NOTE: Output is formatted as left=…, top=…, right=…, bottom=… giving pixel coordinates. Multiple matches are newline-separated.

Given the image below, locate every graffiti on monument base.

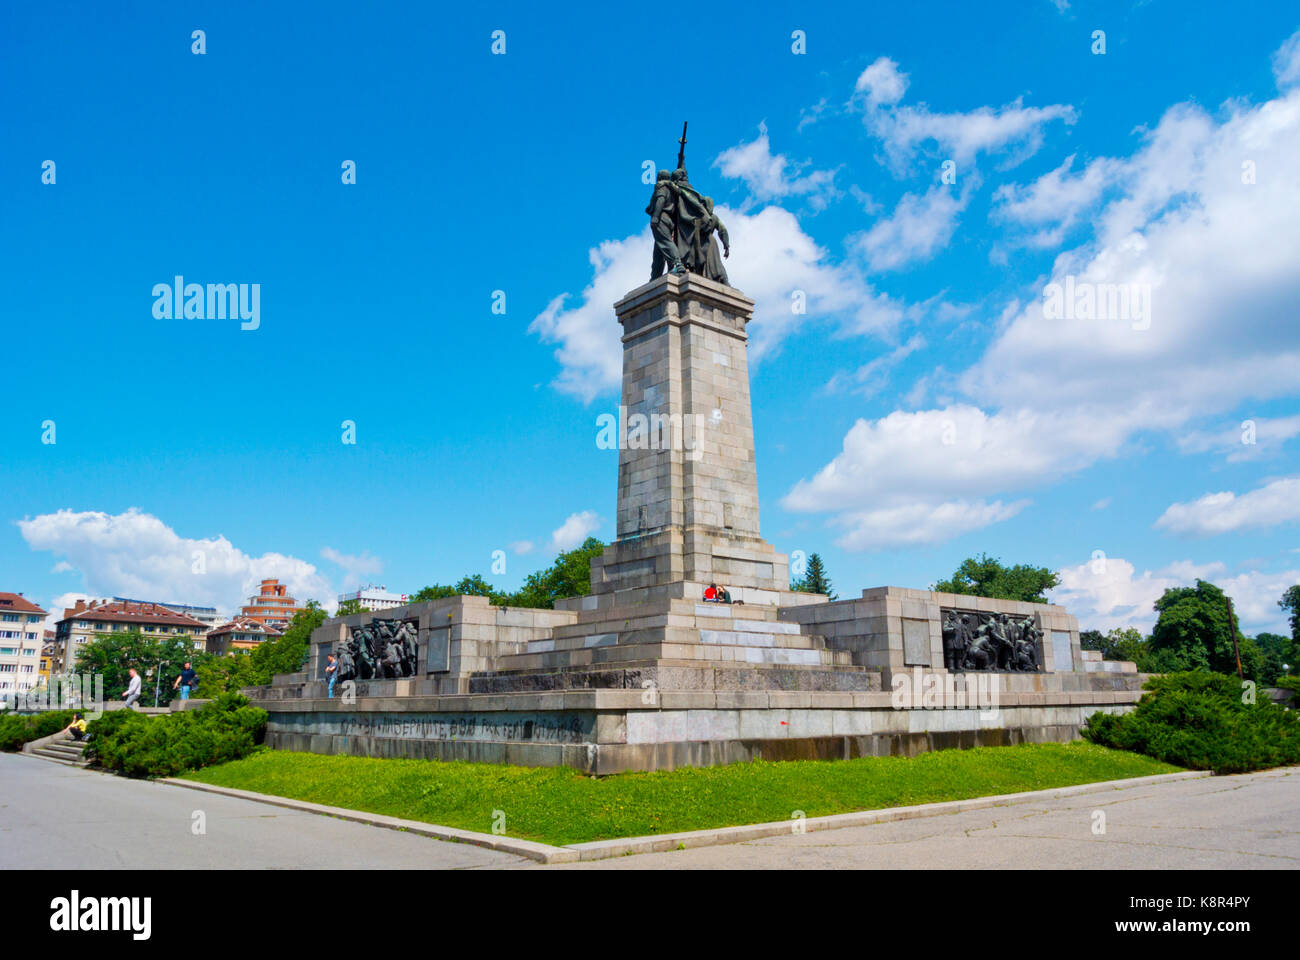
left=278, top=711, right=592, bottom=744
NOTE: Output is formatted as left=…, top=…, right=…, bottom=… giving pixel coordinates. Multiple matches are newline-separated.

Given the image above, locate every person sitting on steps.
left=62, top=713, right=88, bottom=741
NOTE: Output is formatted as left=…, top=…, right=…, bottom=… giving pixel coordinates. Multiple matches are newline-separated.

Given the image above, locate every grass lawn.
left=180, top=741, right=1181, bottom=846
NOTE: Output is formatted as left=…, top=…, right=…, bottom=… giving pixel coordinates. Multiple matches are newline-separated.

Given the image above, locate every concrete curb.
left=158, top=768, right=1210, bottom=865
left=564, top=769, right=1211, bottom=860
left=158, top=777, right=575, bottom=863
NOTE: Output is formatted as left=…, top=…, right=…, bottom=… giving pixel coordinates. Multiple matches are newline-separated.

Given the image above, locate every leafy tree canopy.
left=1147, top=580, right=1271, bottom=680
left=1280, top=585, right=1300, bottom=642
left=75, top=631, right=201, bottom=705
left=933, top=554, right=1060, bottom=604
left=408, top=538, right=607, bottom=611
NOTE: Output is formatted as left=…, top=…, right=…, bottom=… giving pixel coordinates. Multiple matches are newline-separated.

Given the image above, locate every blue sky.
left=2, top=0, right=1298, bottom=635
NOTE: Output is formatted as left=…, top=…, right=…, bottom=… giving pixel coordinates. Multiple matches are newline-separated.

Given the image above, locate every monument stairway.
left=486, top=596, right=861, bottom=676
left=26, top=734, right=90, bottom=768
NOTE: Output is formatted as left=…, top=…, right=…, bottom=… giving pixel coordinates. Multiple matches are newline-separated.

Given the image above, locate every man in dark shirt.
left=173, top=662, right=199, bottom=701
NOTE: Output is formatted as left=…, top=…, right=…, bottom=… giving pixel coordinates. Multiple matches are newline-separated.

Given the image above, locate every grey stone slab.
left=902, top=618, right=931, bottom=667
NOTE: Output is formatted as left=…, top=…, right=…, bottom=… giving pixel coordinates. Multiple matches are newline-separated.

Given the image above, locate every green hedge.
left=0, top=710, right=77, bottom=752
left=86, top=693, right=267, bottom=779
left=1083, top=671, right=1300, bottom=774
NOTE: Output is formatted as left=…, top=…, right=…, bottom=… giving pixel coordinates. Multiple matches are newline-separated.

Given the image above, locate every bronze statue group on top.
left=646, top=122, right=731, bottom=284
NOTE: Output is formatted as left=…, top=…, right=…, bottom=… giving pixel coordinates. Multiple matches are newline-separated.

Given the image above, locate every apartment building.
left=55, top=599, right=207, bottom=672
left=0, top=593, right=45, bottom=696
left=205, top=617, right=282, bottom=656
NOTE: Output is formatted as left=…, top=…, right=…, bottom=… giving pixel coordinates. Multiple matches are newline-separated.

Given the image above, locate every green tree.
left=408, top=584, right=458, bottom=603
left=1082, top=626, right=1148, bottom=663
left=335, top=598, right=370, bottom=617
left=406, top=540, right=606, bottom=611
left=75, top=630, right=198, bottom=706
left=502, top=538, right=606, bottom=609
left=792, top=553, right=837, bottom=600
left=1280, top=585, right=1300, bottom=642
left=247, top=601, right=327, bottom=683
left=408, top=575, right=506, bottom=605
left=1254, top=632, right=1296, bottom=686
left=194, top=651, right=260, bottom=696
left=932, top=554, right=1060, bottom=604
left=1149, top=580, right=1256, bottom=678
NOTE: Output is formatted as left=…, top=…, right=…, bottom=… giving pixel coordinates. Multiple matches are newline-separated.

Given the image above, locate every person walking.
left=173, top=662, right=198, bottom=701
left=122, top=667, right=142, bottom=710
left=325, top=653, right=337, bottom=699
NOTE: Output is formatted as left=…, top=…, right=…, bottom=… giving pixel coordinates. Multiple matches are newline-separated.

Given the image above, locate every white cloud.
left=991, top=153, right=1120, bottom=248
left=548, top=511, right=601, bottom=553
left=1154, top=477, right=1300, bottom=537
left=530, top=208, right=906, bottom=401
left=963, top=74, right=1300, bottom=424
left=509, top=540, right=535, bottom=556
left=1175, top=415, right=1300, bottom=462
left=784, top=404, right=1133, bottom=515
left=714, top=125, right=839, bottom=209
left=852, top=183, right=969, bottom=271
left=1051, top=556, right=1297, bottom=635
left=832, top=498, right=1030, bottom=551
left=17, top=508, right=334, bottom=615
left=826, top=333, right=926, bottom=397
left=851, top=57, right=1076, bottom=174
left=854, top=57, right=909, bottom=108
left=320, top=547, right=383, bottom=591
left=800, top=67, right=1300, bottom=546
left=1273, top=27, right=1300, bottom=89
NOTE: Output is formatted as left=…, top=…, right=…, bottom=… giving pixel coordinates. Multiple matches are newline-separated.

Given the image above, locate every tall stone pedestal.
left=591, top=273, right=789, bottom=601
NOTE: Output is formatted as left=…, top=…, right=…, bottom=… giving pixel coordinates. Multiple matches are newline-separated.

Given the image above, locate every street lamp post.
left=152, top=659, right=168, bottom=708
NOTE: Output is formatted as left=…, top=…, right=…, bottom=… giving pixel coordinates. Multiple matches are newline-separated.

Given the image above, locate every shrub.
left=0, top=711, right=77, bottom=751
left=86, top=693, right=268, bottom=778
left=1083, top=670, right=1300, bottom=774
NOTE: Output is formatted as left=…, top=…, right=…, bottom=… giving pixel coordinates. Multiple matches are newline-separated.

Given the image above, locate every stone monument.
left=245, top=126, right=1147, bottom=774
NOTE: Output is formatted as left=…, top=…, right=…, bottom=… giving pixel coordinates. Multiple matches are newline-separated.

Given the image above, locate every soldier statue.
left=645, top=123, right=733, bottom=285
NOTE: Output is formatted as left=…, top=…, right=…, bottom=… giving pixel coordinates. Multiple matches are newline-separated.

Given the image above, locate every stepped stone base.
left=256, top=681, right=1142, bottom=775
left=244, top=585, right=1147, bottom=773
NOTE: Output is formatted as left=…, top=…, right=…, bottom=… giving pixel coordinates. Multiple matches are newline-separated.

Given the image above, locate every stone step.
left=495, top=640, right=854, bottom=671
left=532, top=624, right=827, bottom=655
left=29, top=748, right=89, bottom=767
left=563, top=597, right=786, bottom=630
left=467, top=655, right=873, bottom=692
left=45, top=743, right=86, bottom=758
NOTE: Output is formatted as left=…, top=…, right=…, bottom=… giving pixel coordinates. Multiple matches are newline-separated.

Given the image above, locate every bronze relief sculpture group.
left=942, top=611, right=1044, bottom=673
left=335, top=617, right=419, bottom=681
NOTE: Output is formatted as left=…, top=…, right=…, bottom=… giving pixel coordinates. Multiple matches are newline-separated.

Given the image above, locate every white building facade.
left=0, top=593, right=46, bottom=697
